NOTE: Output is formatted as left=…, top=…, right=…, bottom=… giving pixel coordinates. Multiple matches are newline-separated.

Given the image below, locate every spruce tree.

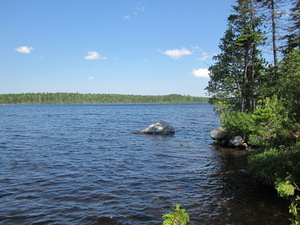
left=206, top=0, right=267, bottom=113
left=284, top=0, right=300, bottom=53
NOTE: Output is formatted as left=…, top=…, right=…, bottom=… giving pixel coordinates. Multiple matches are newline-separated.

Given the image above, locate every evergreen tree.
left=206, top=1, right=300, bottom=223
left=257, top=0, right=280, bottom=67
left=277, top=0, right=300, bottom=118
left=278, top=49, right=300, bottom=121
left=206, top=0, right=267, bottom=113
left=284, top=0, right=300, bottom=53
left=256, top=0, right=290, bottom=78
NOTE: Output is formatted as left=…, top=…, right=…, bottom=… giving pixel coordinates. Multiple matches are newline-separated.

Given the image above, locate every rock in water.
left=229, top=136, right=244, bottom=147
left=136, top=120, right=175, bottom=135
left=210, top=127, right=226, bottom=140
left=229, top=136, right=248, bottom=149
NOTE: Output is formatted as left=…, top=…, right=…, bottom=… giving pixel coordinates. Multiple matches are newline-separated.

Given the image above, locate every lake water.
left=0, top=104, right=289, bottom=224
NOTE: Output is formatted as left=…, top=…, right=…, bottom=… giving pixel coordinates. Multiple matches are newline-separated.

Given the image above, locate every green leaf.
left=162, top=204, right=190, bottom=225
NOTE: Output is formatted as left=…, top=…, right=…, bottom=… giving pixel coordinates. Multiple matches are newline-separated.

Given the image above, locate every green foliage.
left=278, top=49, right=300, bottom=122
left=275, top=176, right=300, bottom=225
left=248, top=146, right=300, bottom=185
left=0, top=93, right=208, bottom=105
left=206, top=1, right=300, bottom=224
left=283, top=0, right=300, bottom=54
left=219, top=95, right=293, bottom=147
left=289, top=199, right=300, bottom=225
left=162, top=204, right=190, bottom=225
left=249, top=95, right=290, bottom=147
left=206, top=0, right=267, bottom=113
left=275, top=177, right=295, bottom=198
left=211, top=99, right=239, bottom=116
left=220, top=111, right=255, bottom=139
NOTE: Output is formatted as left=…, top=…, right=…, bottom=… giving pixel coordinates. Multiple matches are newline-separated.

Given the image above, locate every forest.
left=0, top=93, right=208, bottom=104
left=205, top=0, right=300, bottom=223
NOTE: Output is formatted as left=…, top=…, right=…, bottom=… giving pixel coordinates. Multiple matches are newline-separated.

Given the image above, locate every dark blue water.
left=0, top=104, right=289, bottom=224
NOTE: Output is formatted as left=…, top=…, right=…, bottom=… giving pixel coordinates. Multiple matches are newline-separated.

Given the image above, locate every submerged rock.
left=136, top=120, right=175, bottom=135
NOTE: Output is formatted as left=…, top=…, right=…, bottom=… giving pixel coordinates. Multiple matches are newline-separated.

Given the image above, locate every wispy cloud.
left=191, top=45, right=200, bottom=51
left=122, top=3, right=145, bottom=20
left=190, top=46, right=212, bottom=61
left=123, top=15, right=130, bottom=20
left=192, top=68, right=210, bottom=78
left=163, top=48, right=192, bottom=59
left=135, top=5, right=145, bottom=15
left=15, top=46, right=33, bottom=54
left=198, top=51, right=209, bottom=61
left=88, top=76, right=94, bottom=80
left=84, top=51, right=107, bottom=60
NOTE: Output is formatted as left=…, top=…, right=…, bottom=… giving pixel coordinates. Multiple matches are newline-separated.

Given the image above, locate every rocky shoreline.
left=210, top=126, right=249, bottom=150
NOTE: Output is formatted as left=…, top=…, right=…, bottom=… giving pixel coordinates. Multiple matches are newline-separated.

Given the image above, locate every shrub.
left=249, top=96, right=290, bottom=147
left=220, top=111, right=256, bottom=139
left=275, top=176, right=300, bottom=225
left=162, top=204, right=190, bottom=225
left=248, top=146, right=300, bottom=184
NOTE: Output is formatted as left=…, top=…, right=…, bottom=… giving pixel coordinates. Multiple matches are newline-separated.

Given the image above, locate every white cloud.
left=163, top=48, right=192, bottom=59
left=15, top=46, right=33, bottom=54
left=122, top=4, right=145, bottom=20
left=135, top=5, right=145, bottom=15
left=84, top=51, right=107, bottom=60
left=88, top=76, right=94, bottom=80
left=192, top=68, right=210, bottom=78
left=198, top=52, right=209, bottom=61
left=191, top=45, right=199, bottom=50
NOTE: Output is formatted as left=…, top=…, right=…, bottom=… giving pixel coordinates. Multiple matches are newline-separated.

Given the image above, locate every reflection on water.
left=207, top=147, right=290, bottom=225
left=0, top=104, right=290, bottom=225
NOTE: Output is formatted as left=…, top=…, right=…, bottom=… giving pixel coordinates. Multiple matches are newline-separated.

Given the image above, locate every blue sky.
left=0, top=0, right=235, bottom=97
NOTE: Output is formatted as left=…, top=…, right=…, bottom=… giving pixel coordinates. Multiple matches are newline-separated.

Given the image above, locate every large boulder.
left=136, top=120, right=175, bottom=135
left=210, top=127, right=226, bottom=140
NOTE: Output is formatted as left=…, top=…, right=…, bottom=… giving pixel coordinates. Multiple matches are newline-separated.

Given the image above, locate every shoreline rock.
left=229, top=135, right=248, bottom=149
left=210, top=127, right=226, bottom=140
left=210, top=127, right=248, bottom=150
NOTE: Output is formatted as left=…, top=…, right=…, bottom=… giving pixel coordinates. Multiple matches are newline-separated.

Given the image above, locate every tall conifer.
left=206, top=0, right=266, bottom=113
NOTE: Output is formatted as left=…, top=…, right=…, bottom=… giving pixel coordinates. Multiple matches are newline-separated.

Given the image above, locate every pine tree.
left=284, top=0, right=300, bottom=53
left=206, top=0, right=267, bottom=113
left=277, top=0, right=300, bottom=119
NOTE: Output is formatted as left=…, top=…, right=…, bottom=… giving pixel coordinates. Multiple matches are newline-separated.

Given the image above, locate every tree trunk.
left=271, top=0, right=278, bottom=78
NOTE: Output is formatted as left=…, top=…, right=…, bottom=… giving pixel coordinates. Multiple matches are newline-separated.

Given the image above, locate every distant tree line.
left=0, top=93, right=208, bottom=104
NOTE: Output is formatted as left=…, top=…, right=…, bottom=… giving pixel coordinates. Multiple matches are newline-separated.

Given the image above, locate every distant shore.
left=0, top=93, right=208, bottom=105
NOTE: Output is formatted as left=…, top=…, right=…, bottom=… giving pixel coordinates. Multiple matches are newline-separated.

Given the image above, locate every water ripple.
left=0, top=104, right=290, bottom=225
